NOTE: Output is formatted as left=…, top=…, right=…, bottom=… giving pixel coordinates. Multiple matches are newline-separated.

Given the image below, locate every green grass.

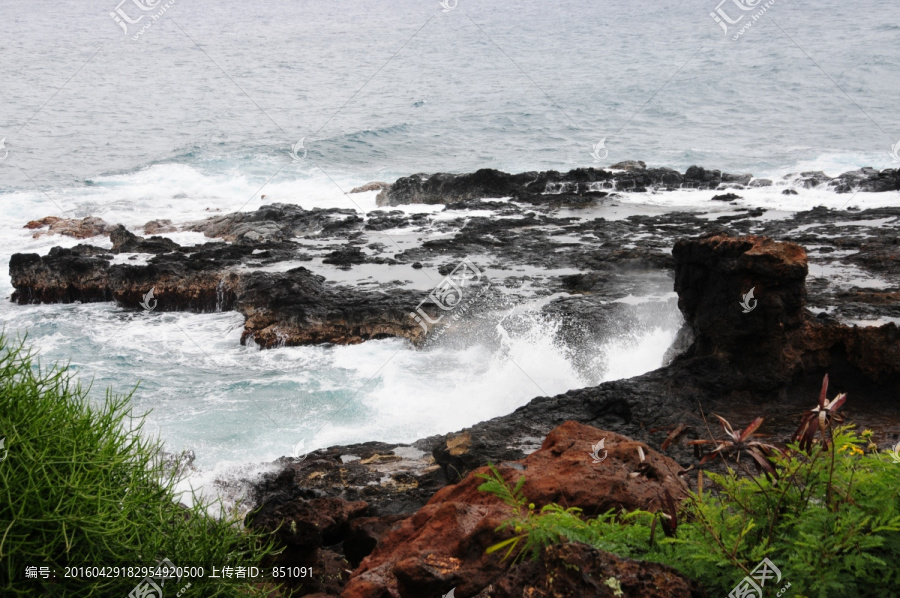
left=0, top=336, right=280, bottom=597
left=479, top=427, right=900, bottom=597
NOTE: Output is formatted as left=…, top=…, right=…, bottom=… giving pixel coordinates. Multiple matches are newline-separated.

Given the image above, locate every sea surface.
left=1, top=0, right=898, bottom=495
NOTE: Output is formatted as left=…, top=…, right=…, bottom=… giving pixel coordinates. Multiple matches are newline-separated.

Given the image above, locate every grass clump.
left=480, top=417, right=900, bottom=596
left=0, top=336, right=279, bottom=597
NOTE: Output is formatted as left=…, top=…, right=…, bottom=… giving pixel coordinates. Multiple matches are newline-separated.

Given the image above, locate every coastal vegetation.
left=479, top=380, right=900, bottom=597
left=0, top=336, right=279, bottom=597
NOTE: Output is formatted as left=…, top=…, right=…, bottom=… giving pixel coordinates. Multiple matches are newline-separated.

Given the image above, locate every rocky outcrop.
left=9, top=246, right=113, bottom=304
left=376, top=165, right=900, bottom=207
left=672, top=233, right=809, bottom=386
left=143, top=219, right=177, bottom=235
left=185, top=204, right=364, bottom=243
left=9, top=224, right=425, bottom=347
left=236, top=269, right=424, bottom=347
left=221, top=221, right=900, bottom=595
left=831, top=167, right=900, bottom=193
left=23, top=216, right=111, bottom=239
left=673, top=232, right=900, bottom=389
left=342, top=421, right=689, bottom=598
left=110, top=225, right=181, bottom=254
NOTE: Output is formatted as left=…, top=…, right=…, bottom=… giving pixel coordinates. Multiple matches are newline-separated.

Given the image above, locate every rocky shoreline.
left=7, top=163, right=900, bottom=596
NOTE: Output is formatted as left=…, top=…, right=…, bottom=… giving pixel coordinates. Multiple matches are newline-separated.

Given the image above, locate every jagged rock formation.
left=673, top=233, right=900, bottom=389
left=10, top=224, right=425, bottom=348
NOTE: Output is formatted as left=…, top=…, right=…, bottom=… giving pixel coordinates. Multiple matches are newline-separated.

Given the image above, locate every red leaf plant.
left=791, top=374, right=847, bottom=452
left=689, top=415, right=780, bottom=475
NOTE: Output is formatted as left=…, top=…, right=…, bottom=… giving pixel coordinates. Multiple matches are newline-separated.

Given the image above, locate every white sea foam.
left=0, top=161, right=895, bottom=505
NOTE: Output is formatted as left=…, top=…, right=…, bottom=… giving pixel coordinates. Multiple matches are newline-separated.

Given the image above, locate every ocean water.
left=1, top=0, right=899, bottom=489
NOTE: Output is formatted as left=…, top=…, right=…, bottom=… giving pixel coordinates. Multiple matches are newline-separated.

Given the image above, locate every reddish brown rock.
left=430, top=421, right=688, bottom=516
left=343, top=421, right=688, bottom=598
left=480, top=542, right=704, bottom=598
left=345, top=515, right=408, bottom=568
left=24, top=216, right=111, bottom=239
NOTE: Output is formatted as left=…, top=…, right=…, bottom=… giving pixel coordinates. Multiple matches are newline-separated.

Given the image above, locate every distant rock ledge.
left=375, top=164, right=900, bottom=206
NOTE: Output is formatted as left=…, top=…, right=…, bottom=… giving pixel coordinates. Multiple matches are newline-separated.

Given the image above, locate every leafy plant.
left=479, top=380, right=900, bottom=597
left=0, top=336, right=281, bottom=597
left=476, top=465, right=668, bottom=565
left=792, top=374, right=847, bottom=451
left=689, top=415, right=780, bottom=475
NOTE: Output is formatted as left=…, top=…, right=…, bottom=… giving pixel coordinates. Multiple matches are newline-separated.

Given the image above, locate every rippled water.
left=1, top=0, right=898, bottom=482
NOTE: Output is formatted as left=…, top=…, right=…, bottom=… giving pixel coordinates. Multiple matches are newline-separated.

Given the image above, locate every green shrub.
left=0, top=336, right=280, bottom=597
left=479, top=427, right=900, bottom=597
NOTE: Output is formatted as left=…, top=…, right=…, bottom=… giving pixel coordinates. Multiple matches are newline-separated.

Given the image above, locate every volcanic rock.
left=9, top=246, right=112, bottom=304
left=673, top=233, right=809, bottom=386
left=143, top=219, right=177, bottom=235
left=375, top=165, right=760, bottom=207
left=344, top=421, right=688, bottom=597
left=673, top=232, right=900, bottom=390
left=235, top=268, right=425, bottom=347
left=24, top=216, right=111, bottom=239
left=186, top=203, right=363, bottom=243
left=711, top=192, right=742, bottom=201
left=322, top=246, right=367, bottom=268
left=831, top=167, right=900, bottom=193
left=247, top=495, right=369, bottom=548
left=788, top=171, right=832, bottom=188
left=376, top=169, right=537, bottom=207
left=345, top=515, right=408, bottom=568
left=609, top=160, right=647, bottom=171
left=110, top=225, right=181, bottom=254
left=481, top=542, right=704, bottom=598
